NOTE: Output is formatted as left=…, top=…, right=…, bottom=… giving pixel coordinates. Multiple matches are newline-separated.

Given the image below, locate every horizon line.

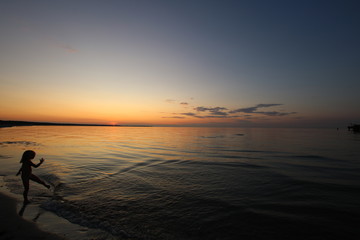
left=0, top=120, right=355, bottom=129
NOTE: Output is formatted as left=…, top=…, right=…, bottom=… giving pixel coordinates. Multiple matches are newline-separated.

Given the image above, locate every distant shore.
left=0, top=120, right=151, bottom=128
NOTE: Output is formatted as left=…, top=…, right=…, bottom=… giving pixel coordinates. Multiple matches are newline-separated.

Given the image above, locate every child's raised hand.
left=40, top=158, right=45, bottom=163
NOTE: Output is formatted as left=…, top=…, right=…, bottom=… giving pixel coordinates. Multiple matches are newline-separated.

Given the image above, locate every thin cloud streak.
left=162, top=116, right=186, bottom=119
left=229, top=104, right=283, bottom=114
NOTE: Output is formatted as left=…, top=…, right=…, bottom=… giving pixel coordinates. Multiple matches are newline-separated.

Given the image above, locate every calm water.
left=1, top=126, right=360, bottom=239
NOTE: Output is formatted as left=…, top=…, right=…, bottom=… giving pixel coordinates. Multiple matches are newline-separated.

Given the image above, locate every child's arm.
left=33, top=158, right=45, bottom=168
left=16, top=167, right=22, bottom=176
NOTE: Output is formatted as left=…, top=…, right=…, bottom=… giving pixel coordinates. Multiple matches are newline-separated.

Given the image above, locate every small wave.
left=182, top=160, right=267, bottom=169
left=158, top=159, right=185, bottom=165
left=40, top=173, right=62, bottom=186
left=0, top=141, right=40, bottom=146
left=221, top=149, right=286, bottom=154
left=200, top=135, right=225, bottom=139
left=104, top=158, right=163, bottom=177
left=38, top=173, right=67, bottom=197
left=293, top=155, right=329, bottom=160
left=276, top=154, right=344, bottom=163
left=41, top=199, right=130, bottom=238
left=206, top=154, right=261, bottom=160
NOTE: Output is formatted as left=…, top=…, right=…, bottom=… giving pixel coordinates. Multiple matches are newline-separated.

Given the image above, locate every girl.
left=16, top=150, right=50, bottom=204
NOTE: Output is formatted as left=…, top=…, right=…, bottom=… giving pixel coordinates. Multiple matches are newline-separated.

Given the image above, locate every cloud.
left=195, top=107, right=227, bottom=112
left=257, top=111, right=297, bottom=116
left=165, top=98, right=194, bottom=107
left=211, top=111, right=228, bottom=116
left=229, top=107, right=257, bottom=114
left=194, top=106, right=228, bottom=116
left=229, top=104, right=282, bottom=114
left=176, top=112, right=239, bottom=119
left=162, top=116, right=186, bottom=119
left=180, top=112, right=197, bottom=117
left=229, top=104, right=297, bottom=117
left=256, top=104, right=283, bottom=108
left=201, top=115, right=240, bottom=119
left=194, top=107, right=208, bottom=112
left=163, top=102, right=296, bottom=121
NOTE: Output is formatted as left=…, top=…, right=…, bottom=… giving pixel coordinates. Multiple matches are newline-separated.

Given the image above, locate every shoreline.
left=0, top=176, right=119, bottom=240
left=0, top=185, right=65, bottom=240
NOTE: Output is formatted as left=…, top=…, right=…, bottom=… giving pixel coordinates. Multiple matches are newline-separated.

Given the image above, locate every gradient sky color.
left=1, top=0, right=359, bottom=127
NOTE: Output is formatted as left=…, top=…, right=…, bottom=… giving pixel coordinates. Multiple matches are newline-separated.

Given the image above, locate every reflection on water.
left=1, top=126, right=360, bottom=239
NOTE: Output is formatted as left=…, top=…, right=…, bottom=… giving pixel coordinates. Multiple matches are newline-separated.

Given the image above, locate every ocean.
left=1, top=126, right=359, bottom=240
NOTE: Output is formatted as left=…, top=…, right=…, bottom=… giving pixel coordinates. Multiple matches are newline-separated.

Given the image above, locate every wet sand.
left=0, top=192, right=65, bottom=240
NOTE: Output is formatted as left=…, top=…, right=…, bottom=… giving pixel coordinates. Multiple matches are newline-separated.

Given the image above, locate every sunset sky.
left=1, top=0, right=359, bottom=127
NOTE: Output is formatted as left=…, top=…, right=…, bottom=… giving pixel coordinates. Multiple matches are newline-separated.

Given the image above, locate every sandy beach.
left=0, top=192, right=65, bottom=240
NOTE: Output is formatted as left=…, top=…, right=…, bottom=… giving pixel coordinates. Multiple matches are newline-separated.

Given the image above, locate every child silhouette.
left=16, top=150, right=50, bottom=204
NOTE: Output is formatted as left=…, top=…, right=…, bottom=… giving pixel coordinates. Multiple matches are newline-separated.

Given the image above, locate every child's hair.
left=20, top=150, right=36, bottom=163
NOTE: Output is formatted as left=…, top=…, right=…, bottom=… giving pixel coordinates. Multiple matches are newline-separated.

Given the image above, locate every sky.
left=1, top=0, right=359, bottom=127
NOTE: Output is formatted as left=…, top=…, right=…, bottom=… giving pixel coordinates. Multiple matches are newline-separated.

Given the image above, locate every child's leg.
left=30, top=174, right=50, bottom=189
left=21, top=177, right=30, bottom=203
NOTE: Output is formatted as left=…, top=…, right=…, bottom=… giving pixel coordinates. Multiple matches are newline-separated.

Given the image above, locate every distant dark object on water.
left=348, top=124, right=360, bottom=132
left=234, top=133, right=244, bottom=136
